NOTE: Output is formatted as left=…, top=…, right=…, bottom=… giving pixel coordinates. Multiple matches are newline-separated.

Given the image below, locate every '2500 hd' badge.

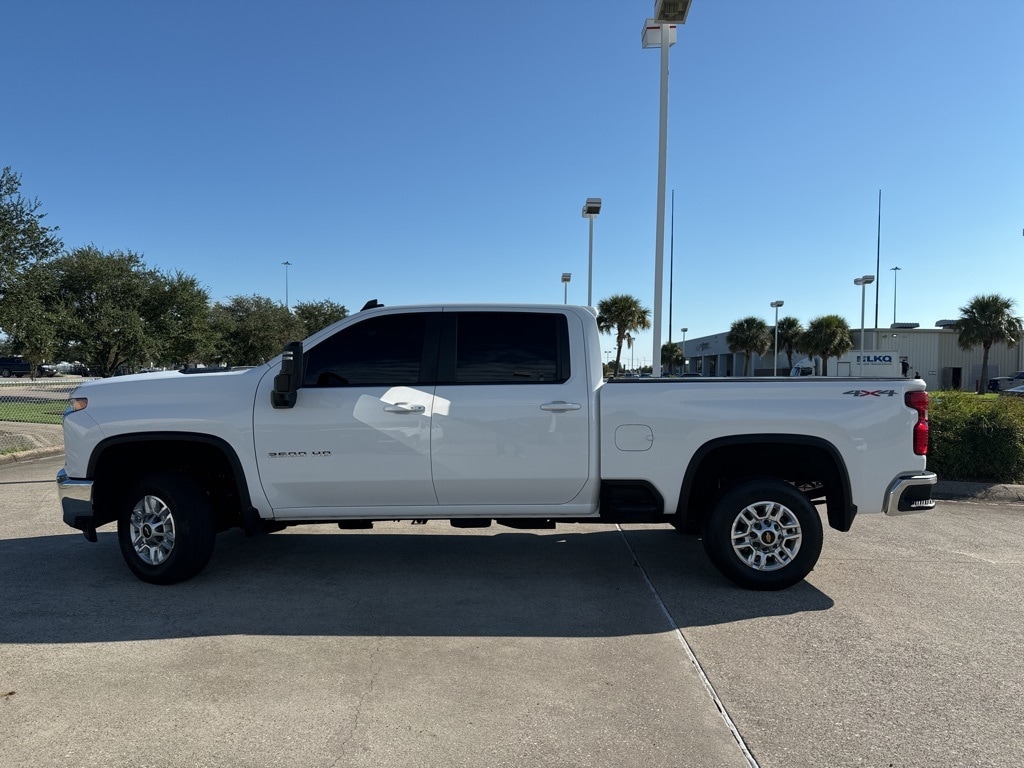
left=267, top=451, right=332, bottom=458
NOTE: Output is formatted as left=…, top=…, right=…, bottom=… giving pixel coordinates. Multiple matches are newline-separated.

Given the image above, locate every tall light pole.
left=770, top=300, right=784, bottom=376
left=282, top=260, right=292, bottom=310
left=854, top=275, right=875, bottom=375
left=581, top=199, right=601, bottom=305
left=669, top=189, right=675, bottom=348
left=874, top=190, right=882, bottom=329
left=643, top=0, right=692, bottom=378
left=679, top=327, right=687, bottom=374
left=890, top=266, right=901, bottom=325
left=561, top=272, right=572, bottom=305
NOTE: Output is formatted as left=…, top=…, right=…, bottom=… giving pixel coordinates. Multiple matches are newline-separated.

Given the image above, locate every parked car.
left=0, top=356, right=57, bottom=378
left=999, top=384, right=1024, bottom=398
left=988, top=372, right=1024, bottom=392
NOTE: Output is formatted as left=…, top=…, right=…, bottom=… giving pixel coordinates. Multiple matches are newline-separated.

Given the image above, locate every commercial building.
left=679, top=321, right=1024, bottom=391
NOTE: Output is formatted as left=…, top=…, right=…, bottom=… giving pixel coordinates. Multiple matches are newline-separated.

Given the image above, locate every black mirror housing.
left=271, top=341, right=303, bottom=408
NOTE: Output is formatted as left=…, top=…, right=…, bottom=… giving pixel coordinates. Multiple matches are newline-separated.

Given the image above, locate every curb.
left=0, top=445, right=65, bottom=466
left=933, top=480, right=1024, bottom=504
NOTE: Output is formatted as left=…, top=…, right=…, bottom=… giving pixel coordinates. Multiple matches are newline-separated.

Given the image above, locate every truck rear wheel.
left=117, top=471, right=216, bottom=584
left=702, top=479, right=823, bottom=590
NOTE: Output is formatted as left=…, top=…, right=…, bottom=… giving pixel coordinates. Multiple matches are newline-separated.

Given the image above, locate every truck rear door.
left=430, top=309, right=591, bottom=506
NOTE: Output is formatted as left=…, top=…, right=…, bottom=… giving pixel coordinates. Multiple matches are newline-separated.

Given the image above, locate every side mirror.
left=271, top=341, right=303, bottom=409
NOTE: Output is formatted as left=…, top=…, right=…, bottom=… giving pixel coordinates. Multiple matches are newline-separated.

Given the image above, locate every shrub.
left=928, top=392, right=1024, bottom=482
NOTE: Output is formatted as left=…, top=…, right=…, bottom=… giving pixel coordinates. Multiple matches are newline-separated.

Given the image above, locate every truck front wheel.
left=117, top=471, right=216, bottom=585
left=703, top=479, right=823, bottom=591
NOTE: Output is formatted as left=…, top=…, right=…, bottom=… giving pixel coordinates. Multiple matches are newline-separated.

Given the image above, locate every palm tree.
left=597, top=294, right=651, bottom=376
left=799, top=315, right=853, bottom=375
left=727, top=316, right=771, bottom=376
left=775, top=316, right=804, bottom=372
left=955, top=294, right=1023, bottom=391
left=661, top=341, right=684, bottom=375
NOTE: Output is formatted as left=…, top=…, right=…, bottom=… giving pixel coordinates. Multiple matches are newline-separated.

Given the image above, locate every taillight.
left=905, top=390, right=928, bottom=455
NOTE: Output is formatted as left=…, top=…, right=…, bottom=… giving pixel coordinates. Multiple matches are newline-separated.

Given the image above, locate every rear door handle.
left=383, top=403, right=426, bottom=414
left=540, top=401, right=582, bottom=412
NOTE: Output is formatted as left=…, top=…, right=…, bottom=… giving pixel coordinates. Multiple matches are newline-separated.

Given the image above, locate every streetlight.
left=581, top=198, right=601, bottom=306
left=282, top=260, right=292, bottom=310
left=854, top=275, right=875, bottom=375
left=561, top=273, right=572, bottom=304
left=770, top=300, right=784, bottom=376
left=642, top=0, right=692, bottom=378
left=679, top=327, right=688, bottom=375
left=890, top=266, right=901, bottom=325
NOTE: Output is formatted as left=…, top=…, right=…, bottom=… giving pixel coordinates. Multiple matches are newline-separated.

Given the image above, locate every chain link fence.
left=0, top=378, right=81, bottom=456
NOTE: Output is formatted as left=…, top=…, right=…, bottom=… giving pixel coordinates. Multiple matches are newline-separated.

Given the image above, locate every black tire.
left=0, top=368, right=10, bottom=378
left=117, top=471, right=217, bottom=584
left=702, top=479, right=823, bottom=591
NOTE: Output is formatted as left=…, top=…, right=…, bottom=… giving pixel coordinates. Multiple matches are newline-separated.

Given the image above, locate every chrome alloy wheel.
left=730, top=500, right=802, bottom=572
left=129, top=494, right=177, bottom=566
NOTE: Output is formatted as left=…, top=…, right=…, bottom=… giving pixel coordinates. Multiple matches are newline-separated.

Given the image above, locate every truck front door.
left=254, top=311, right=440, bottom=516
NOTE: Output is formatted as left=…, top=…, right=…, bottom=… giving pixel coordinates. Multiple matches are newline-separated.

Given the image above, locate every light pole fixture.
left=642, top=0, right=692, bottom=377
left=853, top=275, right=875, bottom=375
left=679, top=327, right=688, bottom=374
left=561, top=272, right=572, bottom=304
left=890, top=266, right=901, bottom=325
left=282, top=260, right=292, bottom=310
left=581, top=198, right=601, bottom=306
left=770, top=300, right=784, bottom=376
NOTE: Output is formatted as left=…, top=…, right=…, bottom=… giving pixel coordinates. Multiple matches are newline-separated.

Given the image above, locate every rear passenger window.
left=303, top=313, right=431, bottom=387
left=451, top=312, right=569, bottom=384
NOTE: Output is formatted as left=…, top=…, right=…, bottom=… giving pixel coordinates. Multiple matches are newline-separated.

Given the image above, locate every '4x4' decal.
left=843, top=389, right=898, bottom=397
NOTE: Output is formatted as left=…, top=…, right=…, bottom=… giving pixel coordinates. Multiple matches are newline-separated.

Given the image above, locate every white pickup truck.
left=57, top=303, right=935, bottom=590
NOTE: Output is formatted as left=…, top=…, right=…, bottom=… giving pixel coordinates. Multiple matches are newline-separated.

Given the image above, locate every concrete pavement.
left=3, top=454, right=1023, bottom=768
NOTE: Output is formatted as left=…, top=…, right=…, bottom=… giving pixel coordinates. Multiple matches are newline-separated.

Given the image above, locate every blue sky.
left=5, top=1, right=1021, bottom=368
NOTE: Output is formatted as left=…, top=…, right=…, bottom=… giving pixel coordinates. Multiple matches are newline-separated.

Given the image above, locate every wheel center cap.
left=761, top=530, right=777, bottom=546
left=142, top=524, right=153, bottom=538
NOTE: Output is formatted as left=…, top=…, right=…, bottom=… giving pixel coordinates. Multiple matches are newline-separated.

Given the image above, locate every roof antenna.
left=360, top=299, right=384, bottom=311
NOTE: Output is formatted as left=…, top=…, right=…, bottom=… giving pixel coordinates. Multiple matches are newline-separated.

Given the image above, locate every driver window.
left=303, top=313, right=430, bottom=387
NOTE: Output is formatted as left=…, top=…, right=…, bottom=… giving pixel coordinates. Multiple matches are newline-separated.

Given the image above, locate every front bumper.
left=58, top=468, right=98, bottom=541
left=883, top=471, right=937, bottom=515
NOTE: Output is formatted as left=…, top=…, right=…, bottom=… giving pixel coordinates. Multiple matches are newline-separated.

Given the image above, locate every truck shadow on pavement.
left=0, top=526, right=833, bottom=645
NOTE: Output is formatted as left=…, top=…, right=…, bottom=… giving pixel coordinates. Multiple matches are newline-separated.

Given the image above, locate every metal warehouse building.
left=680, top=321, right=1024, bottom=392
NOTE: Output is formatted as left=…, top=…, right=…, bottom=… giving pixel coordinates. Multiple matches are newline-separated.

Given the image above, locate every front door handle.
left=383, top=403, right=426, bottom=414
left=540, top=401, right=582, bottom=412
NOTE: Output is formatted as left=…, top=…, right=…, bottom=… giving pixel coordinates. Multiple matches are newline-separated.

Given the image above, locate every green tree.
left=0, top=167, right=63, bottom=333
left=209, top=295, right=305, bottom=366
left=147, top=271, right=214, bottom=366
left=775, top=316, right=804, bottom=371
left=40, top=247, right=210, bottom=376
left=727, top=316, right=771, bottom=376
left=954, top=294, right=1023, bottom=391
left=661, top=341, right=684, bottom=375
left=799, top=315, right=853, bottom=375
left=597, top=294, right=651, bottom=376
left=294, top=299, right=348, bottom=338
left=0, top=260, right=66, bottom=371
